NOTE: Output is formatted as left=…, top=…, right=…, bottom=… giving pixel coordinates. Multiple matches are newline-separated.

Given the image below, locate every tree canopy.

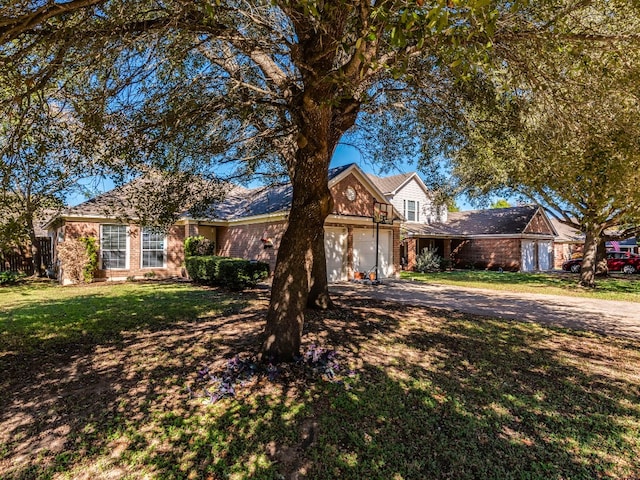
left=441, top=33, right=640, bottom=286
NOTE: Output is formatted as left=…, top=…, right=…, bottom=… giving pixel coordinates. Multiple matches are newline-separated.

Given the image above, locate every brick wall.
left=405, top=238, right=417, bottom=270
left=453, top=238, right=521, bottom=271
left=331, top=174, right=377, bottom=218
left=554, top=242, right=581, bottom=269
left=525, top=210, right=554, bottom=235
left=59, top=221, right=186, bottom=283
left=217, top=221, right=286, bottom=274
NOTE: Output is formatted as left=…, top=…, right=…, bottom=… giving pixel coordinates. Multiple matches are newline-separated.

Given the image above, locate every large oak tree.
left=2, top=0, right=638, bottom=357
left=440, top=39, right=640, bottom=287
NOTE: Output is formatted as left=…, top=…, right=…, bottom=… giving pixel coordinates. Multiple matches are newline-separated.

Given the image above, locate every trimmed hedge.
left=185, top=256, right=269, bottom=290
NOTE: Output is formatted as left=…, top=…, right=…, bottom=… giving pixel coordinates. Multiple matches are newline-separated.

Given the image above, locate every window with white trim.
left=141, top=228, right=166, bottom=268
left=406, top=200, right=417, bottom=222
left=101, top=225, right=128, bottom=269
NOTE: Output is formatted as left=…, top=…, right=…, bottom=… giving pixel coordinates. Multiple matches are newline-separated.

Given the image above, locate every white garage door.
left=521, top=240, right=535, bottom=272
left=324, top=227, right=348, bottom=282
left=353, top=228, right=392, bottom=278
left=537, top=241, right=552, bottom=271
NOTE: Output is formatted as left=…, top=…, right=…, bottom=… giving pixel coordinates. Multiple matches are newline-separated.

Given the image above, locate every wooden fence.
left=0, top=237, right=53, bottom=275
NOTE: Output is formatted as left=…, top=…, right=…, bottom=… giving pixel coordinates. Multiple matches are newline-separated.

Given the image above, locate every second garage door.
left=353, top=228, right=392, bottom=278
left=324, top=227, right=348, bottom=282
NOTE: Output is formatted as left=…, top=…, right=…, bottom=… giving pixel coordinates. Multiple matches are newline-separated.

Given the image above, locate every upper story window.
left=404, top=200, right=419, bottom=222
left=101, top=224, right=128, bottom=269
left=141, top=228, right=166, bottom=268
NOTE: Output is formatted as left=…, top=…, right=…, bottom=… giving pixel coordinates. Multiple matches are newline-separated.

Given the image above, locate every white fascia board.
left=54, top=214, right=200, bottom=227
left=326, top=213, right=397, bottom=227
left=180, top=217, right=228, bottom=227
left=55, top=214, right=137, bottom=225
left=225, top=212, right=289, bottom=225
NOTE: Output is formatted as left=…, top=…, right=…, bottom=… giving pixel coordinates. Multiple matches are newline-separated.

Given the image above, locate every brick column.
left=407, top=238, right=417, bottom=270
left=347, top=226, right=354, bottom=279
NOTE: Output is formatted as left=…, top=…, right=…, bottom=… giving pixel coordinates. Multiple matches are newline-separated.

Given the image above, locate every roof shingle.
left=404, top=205, right=545, bottom=237
left=367, top=172, right=413, bottom=195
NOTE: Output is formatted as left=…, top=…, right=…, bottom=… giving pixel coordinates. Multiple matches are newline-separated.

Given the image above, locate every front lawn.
left=401, top=269, right=640, bottom=302
left=1, top=281, right=639, bottom=479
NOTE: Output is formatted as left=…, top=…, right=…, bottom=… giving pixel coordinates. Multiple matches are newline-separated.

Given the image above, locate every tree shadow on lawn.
left=0, top=284, right=261, bottom=479
left=1, top=294, right=639, bottom=479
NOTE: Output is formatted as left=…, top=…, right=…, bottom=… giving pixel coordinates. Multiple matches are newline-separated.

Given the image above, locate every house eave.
left=405, top=232, right=556, bottom=240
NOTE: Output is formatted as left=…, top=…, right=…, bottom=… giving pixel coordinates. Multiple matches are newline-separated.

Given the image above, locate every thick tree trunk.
left=595, top=237, right=608, bottom=277
left=262, top=158, right=333, bottom=361
left=26, top=216, right=43, bottom=276
left=579, top=227, right=601, bottom=287
left=307, top=215, right=335, bottom=310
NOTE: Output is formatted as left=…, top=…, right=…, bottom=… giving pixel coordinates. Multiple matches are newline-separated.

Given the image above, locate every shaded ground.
left=332, top=279, right=640, bottom=340
left=1, top=283, right=639, bottom=479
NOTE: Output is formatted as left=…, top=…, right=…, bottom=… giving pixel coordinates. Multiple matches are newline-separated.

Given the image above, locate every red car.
left=562, top=251, right=640, bottom=274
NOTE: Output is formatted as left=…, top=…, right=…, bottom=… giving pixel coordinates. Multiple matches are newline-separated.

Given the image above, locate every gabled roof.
left=404, top=205, right=554, bottom=237
left=61, top=181, right=142, bottom=219
left=207, top=163, right=359, bottom=220
left=367, top=171, right=433, bottom=200
left=549, top=218, right=584, bottom=243
left=55, top=163, right=384, bottom=224
left=367, top=172, right=414, bottom=195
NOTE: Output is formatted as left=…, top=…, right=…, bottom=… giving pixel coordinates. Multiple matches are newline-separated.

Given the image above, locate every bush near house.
left=184, top=235, right=216, bottom=257
left=56, top=236, right=99, bottom=284
left=185, top=255, right=269, bottom=290
left=415, top=247, right=444, bottom=273
left=0, top=270, right=25, bottom=285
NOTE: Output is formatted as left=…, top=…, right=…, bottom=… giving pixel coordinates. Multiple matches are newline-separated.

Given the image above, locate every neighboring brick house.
left=549, top=218, right=584, bottom=269
left=402, top=205, right=558, bottom=272
left=46, top=164, right=402, bottom=284
left=550, top=218, right=639, bottom=269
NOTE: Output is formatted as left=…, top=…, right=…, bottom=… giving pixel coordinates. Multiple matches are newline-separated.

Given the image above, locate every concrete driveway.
left=330, top=279, right=640, bottom=341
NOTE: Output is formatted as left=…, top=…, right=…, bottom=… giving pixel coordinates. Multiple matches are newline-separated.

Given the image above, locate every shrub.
left=184, top=256, right=221, bottom=283
left=57, top=236, right=98, bottom=284
left=439, top=257, right=453, bottom=271
left=184, top=236, right=216, bottom=257
left=79, top=236, right=99, bottom=283
left=185, top=256, right=269, bottom=290
left=0, top=271, right=25, bottom=286
left=415, top=247, right=443, bottom=273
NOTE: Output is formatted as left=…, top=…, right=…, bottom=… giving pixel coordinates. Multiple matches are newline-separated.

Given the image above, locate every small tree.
left=491, top=199, right=511, bottom=209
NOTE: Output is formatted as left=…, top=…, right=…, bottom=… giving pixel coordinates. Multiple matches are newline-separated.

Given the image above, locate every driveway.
left=330, top=279, right=640, bottom=341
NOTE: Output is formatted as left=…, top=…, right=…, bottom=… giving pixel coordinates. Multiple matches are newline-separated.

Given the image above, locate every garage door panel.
left=521, top=240, right=534, bottom=272
left=537, top=241, right=552, bottom=271
left=324, top=227, right=347, bottom=282
left=353, top=228, right=392, bottom=278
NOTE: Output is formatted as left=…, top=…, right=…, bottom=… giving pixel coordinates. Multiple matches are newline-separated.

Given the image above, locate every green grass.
left=0, top=280, right=244, bottom=353
left=1, top=281, right=639, bottom=479
left=401, top=270, right=640, bottom=302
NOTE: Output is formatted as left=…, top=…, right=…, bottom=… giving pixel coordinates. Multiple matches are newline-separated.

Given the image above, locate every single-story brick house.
left=550, top=217, right=640, bottom=269
left=549, top=218, right=584, bottom=269
left=46, top=164, right=402, bottom=284
left=402, top=205, right=558, bottom=272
